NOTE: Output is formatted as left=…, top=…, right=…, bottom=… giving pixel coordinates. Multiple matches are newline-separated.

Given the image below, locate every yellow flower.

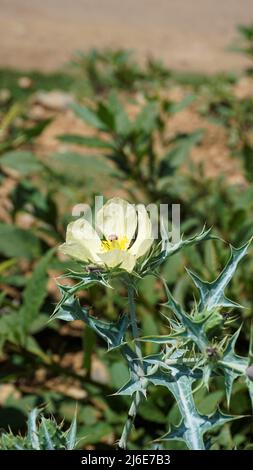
left=60, top=198, right=153, bottom=272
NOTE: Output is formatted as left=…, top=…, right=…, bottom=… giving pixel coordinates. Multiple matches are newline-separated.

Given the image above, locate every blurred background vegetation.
left=1, top=18, right=253, bottom=449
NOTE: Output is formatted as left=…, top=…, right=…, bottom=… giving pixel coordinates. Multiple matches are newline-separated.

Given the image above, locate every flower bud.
left=206, top=346, right=220, bottom=360
left=246, top=365, right=253, bottom=381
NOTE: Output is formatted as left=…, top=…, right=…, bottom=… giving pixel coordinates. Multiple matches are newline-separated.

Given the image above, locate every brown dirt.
left=165, top=102, right=245, bottom=185
left=1, top=0, right=253, bottom=73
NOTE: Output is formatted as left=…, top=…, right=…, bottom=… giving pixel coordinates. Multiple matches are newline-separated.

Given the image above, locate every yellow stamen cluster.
left=101, top=236, right=128, bottom=252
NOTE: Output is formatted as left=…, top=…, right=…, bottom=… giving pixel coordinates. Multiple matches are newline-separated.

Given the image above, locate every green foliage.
left=20, top=248, right=55, bottom=338
left=0, top=223, right=41, bottom=259
left=0, top=151, right=43, bottom=175
left=0, top=249, right=55, bottom=357
left=70, top=49, right=171, bottom=95
left=0, top=103, right=50, bottom=155
left=0, top=408, right=77, bottom=450
left=230, top=23, right=253, bottom=61
left=60, top=92, right=202, bottom=202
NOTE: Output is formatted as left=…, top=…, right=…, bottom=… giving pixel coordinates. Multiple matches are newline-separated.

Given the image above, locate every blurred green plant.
left=230, top=23, right=253, bottom=63
left=59, top=92, right=201, bottom=203
left=70, top=49, right=171, bottom=96
left=0, top=408, right=77, bottom=450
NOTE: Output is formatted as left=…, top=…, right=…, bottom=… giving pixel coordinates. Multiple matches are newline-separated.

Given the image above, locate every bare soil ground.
left=1, top=0, right=253, bottom=72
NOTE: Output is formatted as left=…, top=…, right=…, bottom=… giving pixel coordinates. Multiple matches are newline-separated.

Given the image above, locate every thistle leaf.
left=66, top=413, right=77, bottom=450
left=139, top=335, right=182, bottom=344
left=159, top=409, right=240, bottom=449
left=0, top=408, right=79, bottom=450
left=149, top=372, right=240, bottom=450
left=218, top=327, right=248, bottom=406
left=41, top=417, right=55, bottom=450
left=113, top=376, right=148, bottom=397
left=27, top=408, right=40, bottom=450
left=53, top=270, right=110, bottom=314
left=186, top=240, right=251, bottom=312
left=246, top=325, right=253, bottom=409
left=163, top=283, right=209, bottom=352
left=52, top=295, right=129, bottom=350
left=164, top=226, right=213, bottom=258
left=141, top=226, right=213, bottom=274
left=150, top=373, right=205, bottom=449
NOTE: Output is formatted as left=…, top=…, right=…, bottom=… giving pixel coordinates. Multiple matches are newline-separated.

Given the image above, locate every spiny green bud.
left=246, top=365, right=253, bottom=381
left=206, top=346, right=220, bottom=361
left=204, top=311, right=224, bottom=338
left=194, top=308, right=224, bottom=339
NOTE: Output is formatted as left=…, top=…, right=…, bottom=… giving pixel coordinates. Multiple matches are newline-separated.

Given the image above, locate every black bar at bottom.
left=0, top=450, right=252, bottom=468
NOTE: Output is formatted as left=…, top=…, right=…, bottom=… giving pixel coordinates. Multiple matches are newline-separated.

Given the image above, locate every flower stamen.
left=101, top=235, right=128, bottom=252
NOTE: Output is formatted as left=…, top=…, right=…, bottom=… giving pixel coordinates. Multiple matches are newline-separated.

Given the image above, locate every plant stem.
left=118, top=283, right=144, bottom=449
left=118, top=391, right=142, bottom=449
left=128, top=284, right=143, bottom=366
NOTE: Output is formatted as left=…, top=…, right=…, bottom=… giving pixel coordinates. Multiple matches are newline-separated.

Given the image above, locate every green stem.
left=118, top=283, right=144, bottom=449
left=128, top=284, right=143, bottom=367
left=118, top=391, right=142, bottom=449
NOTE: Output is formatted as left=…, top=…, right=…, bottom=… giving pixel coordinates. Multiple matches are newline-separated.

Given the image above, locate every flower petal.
left=64, top=217, right=101, bottom=262
left=96, top=198, right=137, bottom=245
left=98, top=250, right=136, bottom=272
left=59, top=242, right=95, bottom=263
left=129, top=204, right=153, bottom=258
